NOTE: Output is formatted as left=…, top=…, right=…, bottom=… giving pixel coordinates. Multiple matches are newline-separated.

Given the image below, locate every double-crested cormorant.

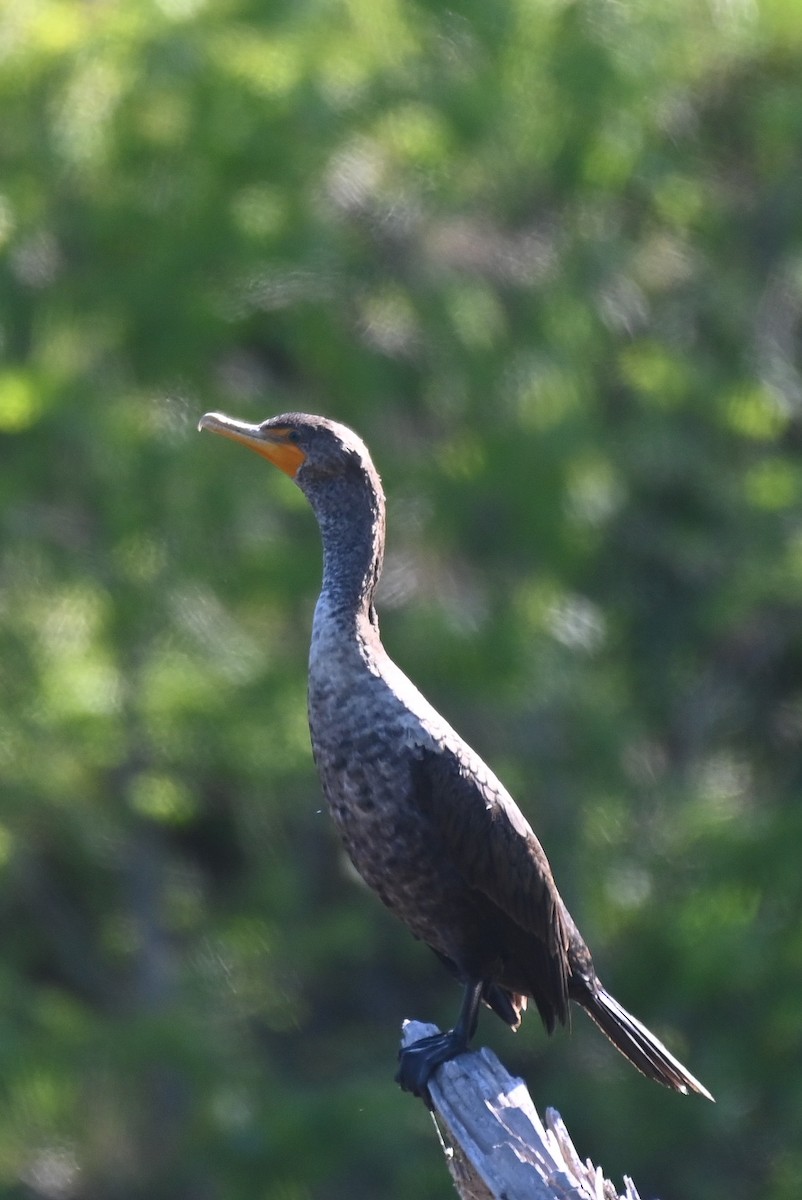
left=199, top=410, right=712, bottom=1103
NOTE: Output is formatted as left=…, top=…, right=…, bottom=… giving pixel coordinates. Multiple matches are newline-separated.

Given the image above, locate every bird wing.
left=411, top=743, right=571, bottom=974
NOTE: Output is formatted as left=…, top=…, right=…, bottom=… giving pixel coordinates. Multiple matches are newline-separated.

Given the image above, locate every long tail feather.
left=581, top=984, right=714, bottom=1101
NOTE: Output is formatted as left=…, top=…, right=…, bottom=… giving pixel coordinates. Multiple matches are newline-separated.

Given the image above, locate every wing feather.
left=411, top=744, right=570, bottom=1015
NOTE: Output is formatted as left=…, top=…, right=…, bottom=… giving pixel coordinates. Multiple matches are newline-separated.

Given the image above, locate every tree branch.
left=400, top=1021, right=643, bottom=1200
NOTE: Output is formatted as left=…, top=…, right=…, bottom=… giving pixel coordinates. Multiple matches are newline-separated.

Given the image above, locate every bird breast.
left=307, top=603, right=474, bottom=943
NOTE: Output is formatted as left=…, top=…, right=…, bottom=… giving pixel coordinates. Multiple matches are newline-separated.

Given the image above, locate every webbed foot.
left=395, top=1028, right=469, bottom=1106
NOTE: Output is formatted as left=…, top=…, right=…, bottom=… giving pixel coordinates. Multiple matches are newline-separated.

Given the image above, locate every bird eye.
left=286, top=430, right=301, bottom=444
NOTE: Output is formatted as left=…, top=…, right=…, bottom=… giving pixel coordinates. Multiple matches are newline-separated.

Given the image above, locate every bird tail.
left=580, top=983, right=714, bottom=1101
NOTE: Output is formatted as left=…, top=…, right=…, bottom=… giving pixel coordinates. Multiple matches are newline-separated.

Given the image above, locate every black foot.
left=395, top=1029, right=469, bottom=1106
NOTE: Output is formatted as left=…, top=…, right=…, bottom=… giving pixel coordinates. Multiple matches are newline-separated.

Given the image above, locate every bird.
left=198, top=409, right=713, bottom=1104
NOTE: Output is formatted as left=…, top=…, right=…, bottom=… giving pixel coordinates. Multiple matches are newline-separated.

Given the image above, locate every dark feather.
left=411, top=747, right=570, bottom=1032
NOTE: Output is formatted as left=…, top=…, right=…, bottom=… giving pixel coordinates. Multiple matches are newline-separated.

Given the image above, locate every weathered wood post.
left=401, top=1021, right=645, bottom=1200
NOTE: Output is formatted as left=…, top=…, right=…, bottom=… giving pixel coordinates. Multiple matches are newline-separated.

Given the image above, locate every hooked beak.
left=198, top=412, right=306, bottom=478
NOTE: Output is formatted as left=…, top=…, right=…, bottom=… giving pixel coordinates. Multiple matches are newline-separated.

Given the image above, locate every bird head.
left=198, top=411, right=376, bottom=491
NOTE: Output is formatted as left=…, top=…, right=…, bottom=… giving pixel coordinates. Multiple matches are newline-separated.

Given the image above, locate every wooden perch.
left=400, top=1021, right=644, bottom=1200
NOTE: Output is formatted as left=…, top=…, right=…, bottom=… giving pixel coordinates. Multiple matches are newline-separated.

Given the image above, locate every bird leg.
left=396, top=980, right=484, bottom=1104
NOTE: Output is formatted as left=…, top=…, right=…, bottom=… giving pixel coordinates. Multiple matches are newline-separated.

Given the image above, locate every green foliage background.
left=2, top=1, right=802, bottom=1196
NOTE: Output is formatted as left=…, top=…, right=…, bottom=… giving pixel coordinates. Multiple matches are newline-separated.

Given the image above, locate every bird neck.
left=311, top=475, right=386, bottom=625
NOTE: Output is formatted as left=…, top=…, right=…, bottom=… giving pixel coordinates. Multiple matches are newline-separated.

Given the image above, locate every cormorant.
left=199, top=410, right=712, bottom=1103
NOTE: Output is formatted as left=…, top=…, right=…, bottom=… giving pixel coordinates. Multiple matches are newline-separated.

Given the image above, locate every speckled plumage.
left=199, top=409, right=712, bottom=1101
